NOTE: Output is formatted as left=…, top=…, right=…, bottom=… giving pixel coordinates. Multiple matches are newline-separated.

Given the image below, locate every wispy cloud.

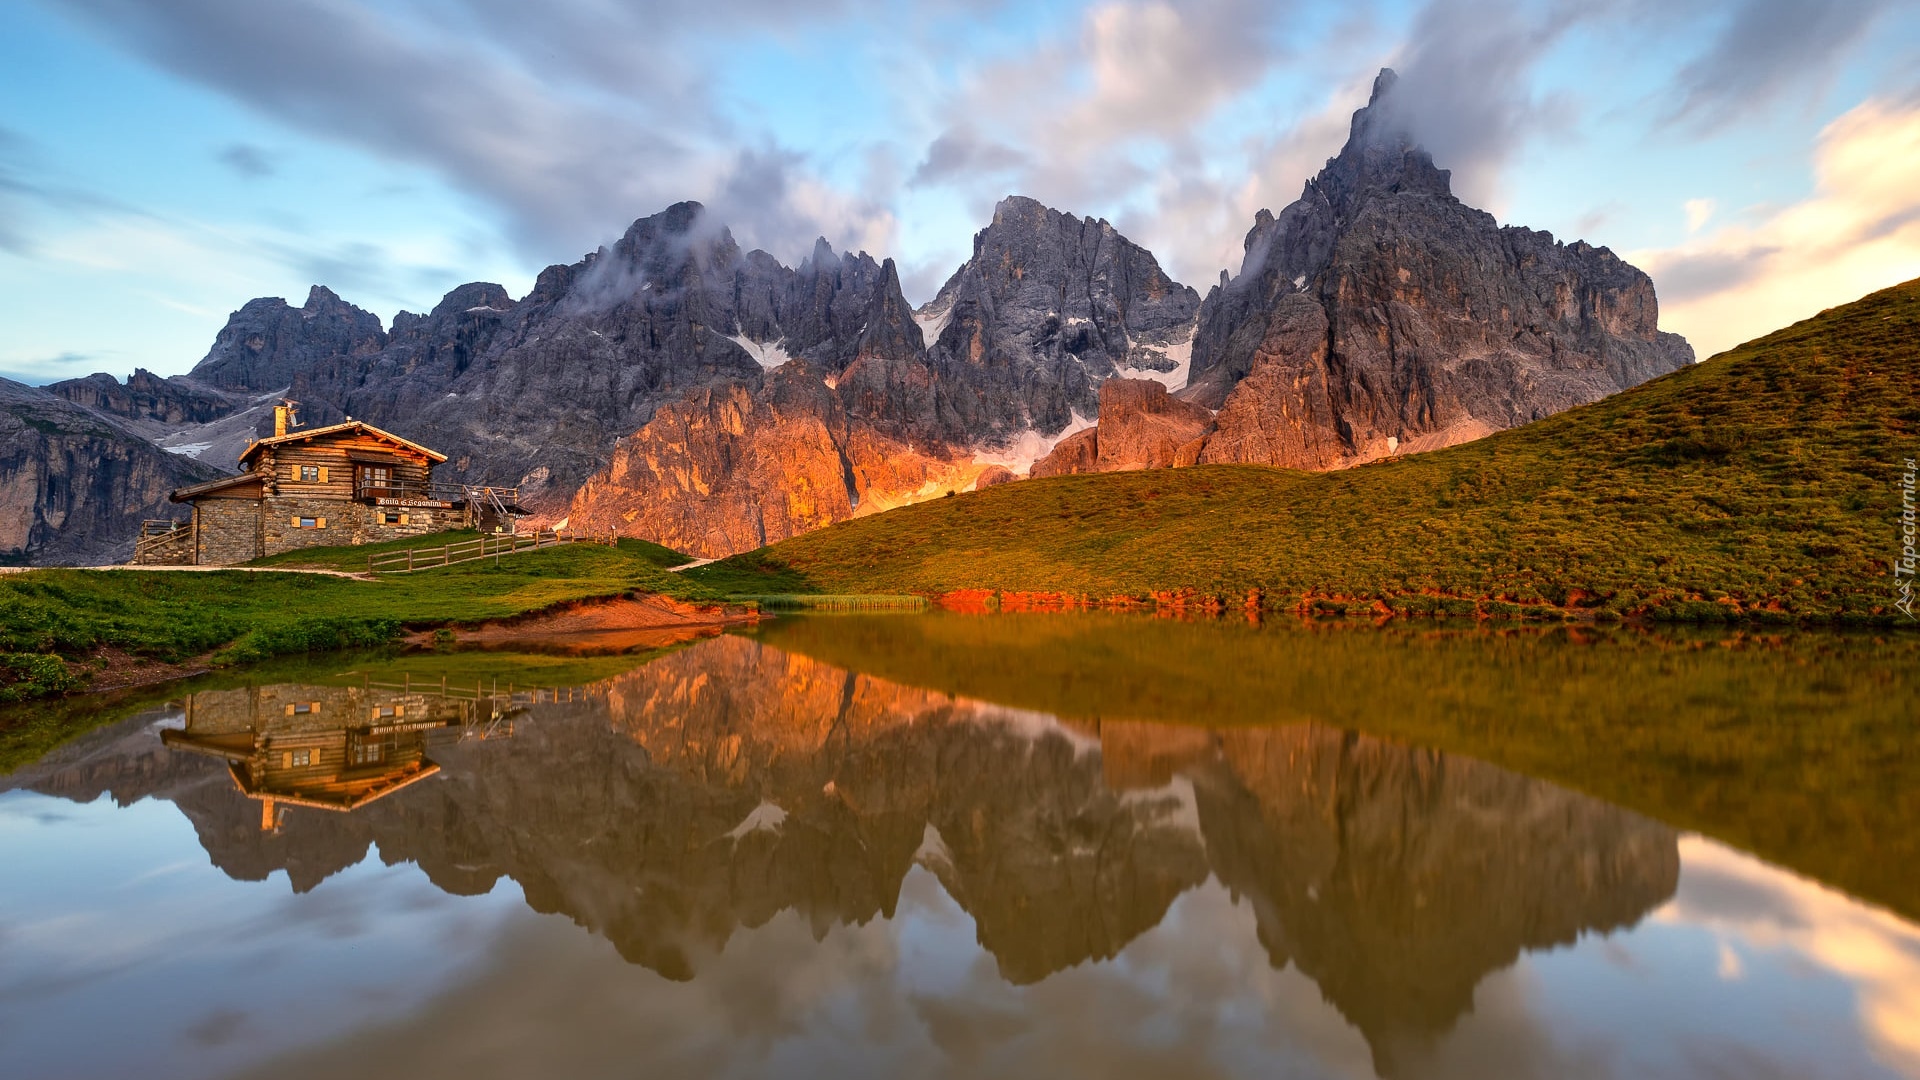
left=215, top=142, right=274, bottom=178
left=1635, top=95, right=1920, bottom=356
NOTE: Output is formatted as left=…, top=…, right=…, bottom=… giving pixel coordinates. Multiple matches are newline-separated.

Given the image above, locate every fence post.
left=408, top=549, right=414, bottom=572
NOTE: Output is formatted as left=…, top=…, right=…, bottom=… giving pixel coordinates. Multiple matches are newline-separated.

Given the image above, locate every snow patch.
left=162, top=442, right=212, bottom=459
left=1114, top=337, right=1194, bottom=392
left=728, top=334, right=792, bottom=370
left=464, top=305, right=499, bottom=314
left=913, top=305, right=951, bottom=344
left=972, top=411, right=1095, bottom=477
left=1293, top=274, right=1306, bottom=289
left=724, top=800, right=788, bottom=841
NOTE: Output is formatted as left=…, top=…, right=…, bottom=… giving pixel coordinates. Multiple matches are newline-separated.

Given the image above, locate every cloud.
left=35, top=0, right=1911, bottom=315
left=1667, top=0, right=1894, bottom=131
left=216, top=142, right=274, bottom=178
left=708, top=147, right=900, bottom=261
left=910, top=128, right=1027, bottom=188
left=1683, top=197, right=1716, bottom=233
left=55, top=0, right=900, bottom=268
left=2, top=352, right=101, bottom=385
left=1634, top=95, right=1920, bottom=357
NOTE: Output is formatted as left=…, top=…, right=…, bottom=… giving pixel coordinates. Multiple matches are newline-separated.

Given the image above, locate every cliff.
left=1182, top=68, right=1693, bottom=469
left=0, top=378, right=221, bottom=565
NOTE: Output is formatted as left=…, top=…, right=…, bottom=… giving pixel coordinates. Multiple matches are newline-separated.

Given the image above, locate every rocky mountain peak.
left=428, top=281, right=516, bottom=319
left=919, top=194, right=1201, bottom=443
left=1312, top=67, right=1454, bottom=211
left=1177, top=69, right=1693, bottom=466
left=188, top=286, right=387, bottom=393
left=610, top=200, right=740, bottom=279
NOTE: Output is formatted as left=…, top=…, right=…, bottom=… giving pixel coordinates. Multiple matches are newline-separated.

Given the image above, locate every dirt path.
left=1, top=565, right=373, bottom=580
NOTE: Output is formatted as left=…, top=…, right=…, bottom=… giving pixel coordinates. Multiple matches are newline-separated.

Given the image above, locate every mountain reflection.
left=34, top=633, right=1679, bottom=1076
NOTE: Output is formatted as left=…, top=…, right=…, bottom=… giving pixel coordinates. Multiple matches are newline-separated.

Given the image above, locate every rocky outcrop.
left=0, top=377, right=221, bottom=564
left=1179, top=68, right=1692, bottom=469
left=1030, top=378, right=1214, bottom=476
left=46, top=368, right=236, bottom=426
left=191, top=285, right=388, bottom=393
left=567, top=364, right=979, bottom=558
left=920, top=196, right=1202, bottom=444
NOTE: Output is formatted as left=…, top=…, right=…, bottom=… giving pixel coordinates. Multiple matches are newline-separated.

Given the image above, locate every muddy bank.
left=420, top=592, right=761, bottom=646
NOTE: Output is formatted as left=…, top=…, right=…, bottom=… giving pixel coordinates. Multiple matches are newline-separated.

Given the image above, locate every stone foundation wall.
left=362, top=503, right=467, bottom=544
left=261, top=497, right=471, bottom=558
left=195, top=498, right=263, bottom=566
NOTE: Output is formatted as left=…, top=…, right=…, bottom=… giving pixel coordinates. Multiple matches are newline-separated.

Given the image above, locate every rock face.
left=192, top=285, right=388, bottom=393
left=568, top=364, right=979, bottom=558
left=47, top=368, right=235, bottom=426
left=1178, top=68, right=1692, bottom=469
left=919, top=196, right=1202, bottom=444
left=568, top=200, right=1205, bottom=555
left=1030, top=378, right=1214, bottom=476
left=0, top=378, right=221, bottom=564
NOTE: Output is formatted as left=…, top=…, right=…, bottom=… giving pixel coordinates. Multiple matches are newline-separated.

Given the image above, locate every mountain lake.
left=2, top=613, right=1915, bottom=1080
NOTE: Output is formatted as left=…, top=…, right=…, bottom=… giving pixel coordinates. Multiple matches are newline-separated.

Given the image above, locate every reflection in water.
left=2, top=625, right=1913, bottom=1080
left=158, top=676, right=532, bottom=824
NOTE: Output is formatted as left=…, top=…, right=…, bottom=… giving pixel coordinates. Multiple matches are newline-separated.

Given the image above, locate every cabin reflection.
left=160, top=673, right=553, bottom=829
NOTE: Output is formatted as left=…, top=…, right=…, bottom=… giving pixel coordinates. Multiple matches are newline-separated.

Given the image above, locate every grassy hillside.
left=247, top=529, right=691, bottom=573
left=697, top=278, right=1920, bottom=623
left=756, top=613, right=1920, bottom=921
left=0, top=539, right=721, bottom=699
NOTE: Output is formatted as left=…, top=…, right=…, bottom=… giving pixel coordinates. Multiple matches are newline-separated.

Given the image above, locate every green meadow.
left=0, top=539, right=718, bottom=700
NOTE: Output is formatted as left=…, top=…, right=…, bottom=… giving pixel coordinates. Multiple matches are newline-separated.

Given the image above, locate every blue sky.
left=3, top=0, right=1918, bottom=385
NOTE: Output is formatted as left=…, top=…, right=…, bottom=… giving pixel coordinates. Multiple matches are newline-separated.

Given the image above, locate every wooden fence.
left=367, top=530, right=614, bottom=574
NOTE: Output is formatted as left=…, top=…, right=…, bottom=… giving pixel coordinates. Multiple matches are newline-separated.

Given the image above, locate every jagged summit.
left=918, top=194, right=1201, bottom=441
left=1175, top=70, right=1693, bottom=467
left=1308, top=67, right=1455, bottom=213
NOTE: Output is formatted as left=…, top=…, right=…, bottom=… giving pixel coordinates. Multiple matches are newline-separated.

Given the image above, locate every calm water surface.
left=2, top=614, right=1916, bottom=1080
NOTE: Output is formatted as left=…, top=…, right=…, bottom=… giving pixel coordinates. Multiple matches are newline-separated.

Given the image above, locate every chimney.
left=274, top=399, right=300, bottom=437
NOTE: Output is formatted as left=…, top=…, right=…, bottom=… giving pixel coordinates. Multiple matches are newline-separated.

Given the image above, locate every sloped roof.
left=169, top=472, right=265, bottom=502
left=239, top=420, right=448, bottom=466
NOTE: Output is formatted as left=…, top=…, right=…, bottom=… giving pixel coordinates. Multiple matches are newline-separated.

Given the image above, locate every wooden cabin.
left=135, top=405, right=519, bottom=566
